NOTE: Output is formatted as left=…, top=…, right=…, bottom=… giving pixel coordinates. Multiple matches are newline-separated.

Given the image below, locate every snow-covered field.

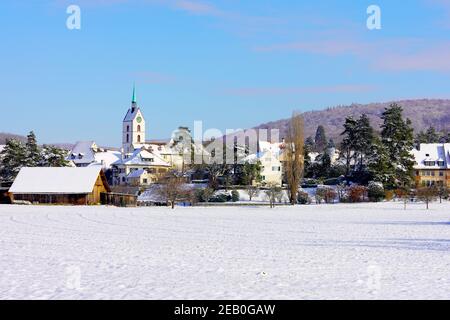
left=0, top=202, right=449, bottom=300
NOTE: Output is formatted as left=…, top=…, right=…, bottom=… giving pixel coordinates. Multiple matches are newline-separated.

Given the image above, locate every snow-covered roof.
left=412, top=143, right=450, bottom=169
left=68, top=141, right=96, bottom=165
left=0, top=145, right=5, bottom=154
left=123, top=104, right=143, bottom=122
left=127, top=169, right=146, bottom=179
left=92, top=151, right=121, bottom=169
left=116, top=148, right=171, bottom=167
left=9, top=167, right=106, bottom=194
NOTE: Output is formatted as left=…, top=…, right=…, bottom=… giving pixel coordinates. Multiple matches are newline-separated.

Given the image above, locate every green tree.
left=0, top=139, right=27, bottom=182
left=41, top=145, right=70, bottom=167
left=242, top=161, right=262, bottom=186
left=380, top=103, right=415, bottom=189
left=25, top=131, right=41, bottom=167
left=314, top=125, right=327, bottom=152
left=416, top=126, right=440, bottom=144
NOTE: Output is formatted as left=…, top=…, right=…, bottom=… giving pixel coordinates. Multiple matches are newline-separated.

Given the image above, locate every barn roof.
left=9, top=167, right=108, bottom=194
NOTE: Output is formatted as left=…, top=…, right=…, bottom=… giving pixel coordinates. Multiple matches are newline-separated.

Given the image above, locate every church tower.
left=122, top=85, right=146, bottom=154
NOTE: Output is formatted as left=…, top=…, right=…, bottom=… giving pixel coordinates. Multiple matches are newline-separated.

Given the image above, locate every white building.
left=67, top=141, right=121, bottom=169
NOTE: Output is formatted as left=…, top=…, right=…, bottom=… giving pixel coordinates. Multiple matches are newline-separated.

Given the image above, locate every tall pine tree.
left=25, top=131, right=41, bottom=167
left=379, top=103, right=415, bottom=189
left=0, top=139, right=27, bottom=182
left=314, top=125, right=327, bottom=152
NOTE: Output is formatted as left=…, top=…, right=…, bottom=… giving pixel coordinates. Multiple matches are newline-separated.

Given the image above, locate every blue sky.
left=1, top=0, right=450, bottom=146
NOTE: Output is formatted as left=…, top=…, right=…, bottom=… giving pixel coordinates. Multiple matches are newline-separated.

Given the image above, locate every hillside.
left=253, top=99, right=450, bottom=142
left=0, top=133, right=26, bottom=145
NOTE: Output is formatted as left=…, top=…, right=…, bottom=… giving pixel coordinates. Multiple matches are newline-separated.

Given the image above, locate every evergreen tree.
left=355, top=114, right=374, bottom=172
left=415, top=126, right=440, bottom=145
left=327, top=138, right=336, bottom=149
left=0, top=139, right=27, bottom=182
left=314, top=125, right=327, bottom=152
left=305, top=136, right=315, bottom=151
left=368, top=137, right=393, bottom=186
left=41, top=145, right=69, bottom=167
left=340, top=116, right=358, bottom=177
left=25, top=131, right=41, bottom=167
left=380, top=103, right=415, bottom=189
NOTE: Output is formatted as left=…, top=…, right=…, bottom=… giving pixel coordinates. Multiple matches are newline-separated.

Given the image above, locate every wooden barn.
left=9, top=167, right=111, bottom=205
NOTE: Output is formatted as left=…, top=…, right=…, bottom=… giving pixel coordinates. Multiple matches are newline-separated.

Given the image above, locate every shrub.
left=385, top=190, right=395, bottom=201
left=194, top=188, right=215, bottom=202
left=316, top=187, right=337, bottom=204
left=323, top=178, right=341, bottom=186
left=231, top=190, right=240, bottom=202
left=368, top=181, right=384, bottom=202
left=297, top=191, right=310, bottom=204
left=348, top=185, right=368, bottom=203
left=209, top=194, right=229, bottom=203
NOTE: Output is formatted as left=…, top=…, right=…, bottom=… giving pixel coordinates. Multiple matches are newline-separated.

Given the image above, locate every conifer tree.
left=314, top=125, right=327, bottom=152
left=0, top=139, right=27, bottom=182
left=380, top=103, right=415, bottom=189
left=354, top=114, right=374, bottom=172
left=41, top=145, right=69, bottom=167
left=340, top=116, right=358, bottom=177
left=25, top=131, right=41, bottom=167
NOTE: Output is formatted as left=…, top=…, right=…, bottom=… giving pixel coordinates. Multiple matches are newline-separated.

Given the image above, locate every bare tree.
left=157, top=170, right=189, bottom=209
left=284, top=112, right=305, bottom=205
left=247, top=185, right=260, bottom=201
left=265, top=183, right=283, bottom=208
left=417, top=186, right=438, bottom=210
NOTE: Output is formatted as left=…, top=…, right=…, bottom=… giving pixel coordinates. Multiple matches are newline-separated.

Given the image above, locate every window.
left=137, top=125, right=141, bottom=132
left=143, top=178, right=148, bottom=184
left=137, top=135, right=141, bottom=143
left=127, top=125, right=130, bottom=132
left=424, top=161, right=436, bottom=166
left=437, top=161, right=445, bottom=166
left=439, top=171, right=444, bottom=177
left=126, top=134, right=129, bottom=143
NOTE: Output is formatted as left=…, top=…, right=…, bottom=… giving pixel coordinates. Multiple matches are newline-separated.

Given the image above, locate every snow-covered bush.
left=368, top=181, right=384, bottom=202
left=297, top=191, right=310, bottom=204
left=315, top=186, right=337, bottom=204
left=231, top=190, right=240, bottom=202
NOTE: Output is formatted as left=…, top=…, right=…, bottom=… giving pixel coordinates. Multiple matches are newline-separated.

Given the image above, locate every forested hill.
left=253, top=99, right=450, bottom=142
left=0, top=133, right=26, bottom=145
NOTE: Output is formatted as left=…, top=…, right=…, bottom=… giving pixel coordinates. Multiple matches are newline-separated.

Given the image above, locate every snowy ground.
left=0, top=202, right=449, bottom=300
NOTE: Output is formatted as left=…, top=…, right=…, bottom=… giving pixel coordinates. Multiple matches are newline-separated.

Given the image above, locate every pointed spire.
left=132, top=83, right=137, bottom=104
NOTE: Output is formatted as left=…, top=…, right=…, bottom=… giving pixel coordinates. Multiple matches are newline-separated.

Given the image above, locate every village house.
left=412, top=143, right=450, bottom=188
left=240, top=141, right=284, bottom=186
left=67, top=141, right=121, bottom=169
left=8, top=167, right=111, bottom=205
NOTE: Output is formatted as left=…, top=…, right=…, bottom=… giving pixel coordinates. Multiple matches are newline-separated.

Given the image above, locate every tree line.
left=0, top=132, right=69, bottom=183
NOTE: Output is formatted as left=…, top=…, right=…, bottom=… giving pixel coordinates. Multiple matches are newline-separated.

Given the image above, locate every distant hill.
left=0, top=132, right=26, bottom=145
left=253, top=99, right=450, bottom=142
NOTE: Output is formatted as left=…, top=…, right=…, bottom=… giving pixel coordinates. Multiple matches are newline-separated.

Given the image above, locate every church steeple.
left=132, top=83, right=137, bottom=104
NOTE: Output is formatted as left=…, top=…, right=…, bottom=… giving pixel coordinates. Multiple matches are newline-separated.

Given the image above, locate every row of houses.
left=1, top=86, right=449, bottom=206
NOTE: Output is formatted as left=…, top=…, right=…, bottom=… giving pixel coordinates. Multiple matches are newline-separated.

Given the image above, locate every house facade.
left=412, top=143, right=450, bottom=188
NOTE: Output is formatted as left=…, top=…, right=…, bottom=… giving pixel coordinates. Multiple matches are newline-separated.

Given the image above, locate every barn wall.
left=87, top=174, right=109, bottom=204
left=12, top=194, right=88, bottom=205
